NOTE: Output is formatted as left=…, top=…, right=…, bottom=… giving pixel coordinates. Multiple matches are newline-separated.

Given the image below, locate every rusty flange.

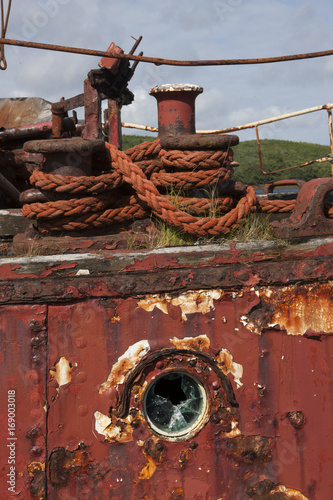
left=160, top=133, right=239, bottom=150
left=271, top=177, right=333, bottom=239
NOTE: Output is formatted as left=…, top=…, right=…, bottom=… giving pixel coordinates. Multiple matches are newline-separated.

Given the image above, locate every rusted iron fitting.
left=271, top=177, right=333, bottom=239
left=261, top=179, right=306, bottom=195
left=51, top=102, right=65, bottom=139
left=149, top=83, right=239, bottom=149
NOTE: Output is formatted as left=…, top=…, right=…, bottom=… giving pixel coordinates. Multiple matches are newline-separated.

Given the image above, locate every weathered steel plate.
left=0, top=239, right=332, bottom=499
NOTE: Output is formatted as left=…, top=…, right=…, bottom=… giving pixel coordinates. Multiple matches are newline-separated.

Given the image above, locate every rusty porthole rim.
left=142, top=369, right=209, bottom=442
left=114, top=348, right=238, bottom=419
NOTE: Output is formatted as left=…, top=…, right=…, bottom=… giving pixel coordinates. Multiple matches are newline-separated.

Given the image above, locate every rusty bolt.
left=156, top=360, right=165, bottom=370
left=155, top=442, right=165, bottom=452
left=26, top=426, right=41, bottom=439
left=212, top=381, right=220, bottom=391
left=76, top=372, right=87, bottom=384
left=189, top=358, right=197, bottom=367
left=287, top=410, right=306, bottom=429
left=30, top=336, right=41, bottom=348
left=78, top=405, right=89, bottom=417
left=237, top=271, right=250, bottom=282
left=75, top=337, right=87, bottom=348
left=30, top=446, right=43, bottom=456
left=302, top=264, right=314, bottom=276
left=32, top=354, right=41, bottom=366
left=189, top=441, right=198, bottom=450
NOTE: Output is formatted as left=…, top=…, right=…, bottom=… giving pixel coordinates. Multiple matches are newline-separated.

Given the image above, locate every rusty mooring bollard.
left=149, top=83, right=239, bottom=150
left=149, top=83, right=203, bottom=137
left=20, top=138, right=105, bottom=204
left=23, top=138, right=105, bottom=176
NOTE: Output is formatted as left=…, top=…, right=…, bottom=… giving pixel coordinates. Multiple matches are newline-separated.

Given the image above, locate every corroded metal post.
left=83, top=78, right=102, bottom=140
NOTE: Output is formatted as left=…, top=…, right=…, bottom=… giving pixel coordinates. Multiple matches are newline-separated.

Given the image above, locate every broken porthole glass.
left=143, top=371, right=207, bottom=438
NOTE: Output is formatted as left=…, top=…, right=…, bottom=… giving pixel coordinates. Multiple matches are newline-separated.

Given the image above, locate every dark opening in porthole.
left=143, top=371, right=207, bottom=439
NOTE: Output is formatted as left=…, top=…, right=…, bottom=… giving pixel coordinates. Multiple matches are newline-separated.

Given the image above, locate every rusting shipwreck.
left=0, top=40, right=332, bottom=500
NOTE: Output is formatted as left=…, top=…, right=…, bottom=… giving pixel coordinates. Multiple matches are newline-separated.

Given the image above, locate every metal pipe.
left=0, top=121, right=84, bottom=141
left=121, top=103, right=333, bottom=135
left=2, top=37, right=333, bottom=67
left=198, top=103, right=333, bottom=134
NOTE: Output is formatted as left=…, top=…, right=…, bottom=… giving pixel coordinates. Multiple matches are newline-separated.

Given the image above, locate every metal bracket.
left=271, top=177, right=333, bottom=239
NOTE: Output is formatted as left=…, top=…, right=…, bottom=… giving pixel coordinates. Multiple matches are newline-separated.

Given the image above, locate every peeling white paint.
left=223, top=419, right=241, bottom=438
left=94, top=411, right=133, bottom=443
left=99, top=340, right=150, bottom=392
left=137, top=289, right=222, bottom=321
left=94, top=411, right=111, bottom=435
left=216, top=349, right=243, bottom=388
left=170, top=335, right=210, bottom=351
left=75, top=269, right=90, bottom=276
left=50, top=356, right=75, bottom=387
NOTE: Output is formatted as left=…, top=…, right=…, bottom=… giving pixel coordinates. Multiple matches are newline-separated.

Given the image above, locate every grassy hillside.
left=122, top=135, right=332, bottom=185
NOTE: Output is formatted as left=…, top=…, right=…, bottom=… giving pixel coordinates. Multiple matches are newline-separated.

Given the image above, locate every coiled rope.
left=23, top=139, right=332, bottom=235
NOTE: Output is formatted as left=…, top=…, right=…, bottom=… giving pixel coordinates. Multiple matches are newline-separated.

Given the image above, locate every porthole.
left=143, top=371, right=208, bottom=440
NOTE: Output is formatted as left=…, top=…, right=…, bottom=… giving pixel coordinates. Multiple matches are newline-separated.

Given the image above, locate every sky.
left=2, top=0, right=333, bottom=145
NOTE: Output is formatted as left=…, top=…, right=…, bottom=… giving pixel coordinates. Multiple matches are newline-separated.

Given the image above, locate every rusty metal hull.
left=1, top=238, right=333, bottom=499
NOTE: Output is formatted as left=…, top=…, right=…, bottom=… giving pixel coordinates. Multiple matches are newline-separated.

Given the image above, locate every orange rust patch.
left=28, top=461, right=45, bottom=475
left=170, top=335, right=210, bottom=351
left=243, top=282, right=333, bottom=336
left=271, top=484, right=309, bottom=499
left=138, top=451, right=157, bottom=480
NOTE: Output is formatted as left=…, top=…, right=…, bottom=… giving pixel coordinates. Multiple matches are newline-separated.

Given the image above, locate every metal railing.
left=122, top=103, right=333, bottom=176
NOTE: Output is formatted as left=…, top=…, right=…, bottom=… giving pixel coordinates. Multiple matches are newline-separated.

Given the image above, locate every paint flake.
left=99, top=340, right=150, bottom=392
left=50, top=356, right=75, bottom=387
left=216, top=349, right=243, bottom=388
left=138, top=289, right=222, bottom=321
